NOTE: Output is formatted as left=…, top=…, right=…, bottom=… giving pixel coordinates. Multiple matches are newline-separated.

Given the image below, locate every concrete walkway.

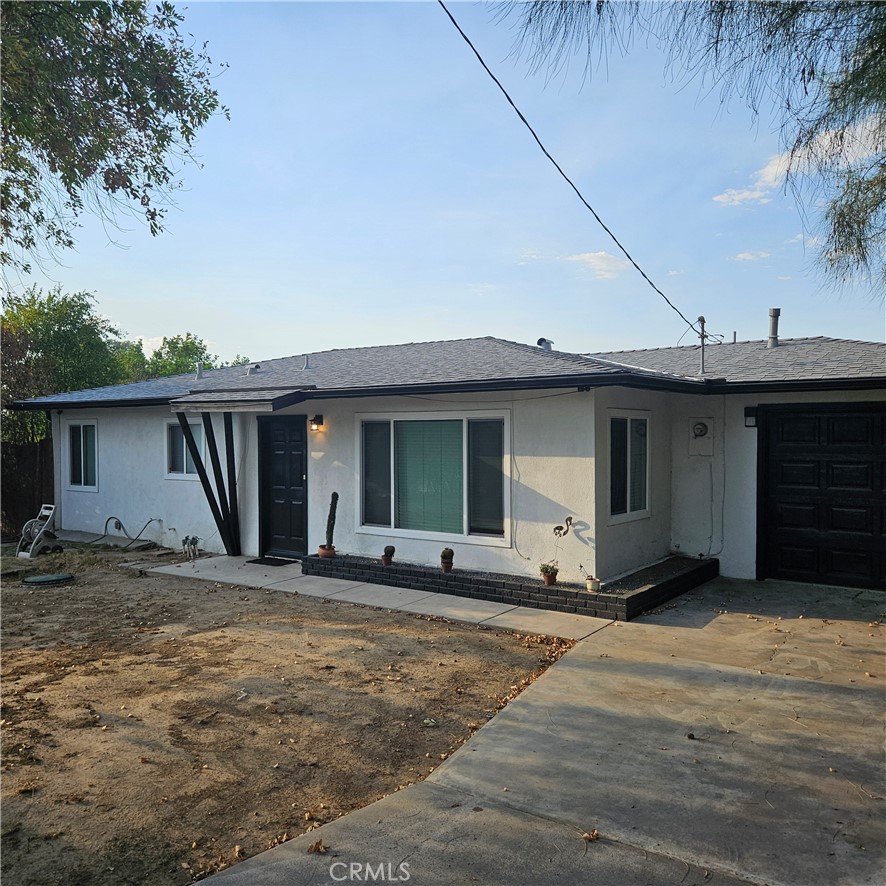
left=143, top=556, right=609, bottom=641
left=140, top=560, right=885, bottom=885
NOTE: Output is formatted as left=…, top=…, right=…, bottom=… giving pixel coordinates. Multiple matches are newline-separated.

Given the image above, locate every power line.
left=437, top=0, right=703, bottom=338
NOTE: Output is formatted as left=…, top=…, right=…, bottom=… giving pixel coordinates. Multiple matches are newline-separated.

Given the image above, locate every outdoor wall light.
left=310, top=415, right=324, bottom=431
left=744, top=407, right=757, bottom=428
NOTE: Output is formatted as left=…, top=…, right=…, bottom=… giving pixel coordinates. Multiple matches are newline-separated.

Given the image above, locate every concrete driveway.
left=213, top=578, right=885, bottom=886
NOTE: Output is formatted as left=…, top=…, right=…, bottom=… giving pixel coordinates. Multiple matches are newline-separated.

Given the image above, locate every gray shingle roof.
left=591, top=337, right=885, bottom=384
left=14, top=337, right=647, bottom=409
left=14, top=334, right=884, bottom=411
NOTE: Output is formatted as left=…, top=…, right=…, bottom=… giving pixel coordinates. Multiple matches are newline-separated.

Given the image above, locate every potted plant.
left=381, top=545, right=395, bottom=566
left=539, top=560, right=559, bottom=586
left=440, top=547, right=454, bottom=573
left=318, top=491, right=339, bottom=558
left=580, top=563, right=601, bottom=592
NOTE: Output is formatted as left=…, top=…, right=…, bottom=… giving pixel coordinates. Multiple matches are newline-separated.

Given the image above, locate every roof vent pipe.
left=697, top=316, right=706, bottom=375
left=195, top=361, right=203, bottom=379
left=246, top=363, right=261, bottom=376
left=537, top=337, right=554, bottom=351
left=767, top=307, right=781, bottom=348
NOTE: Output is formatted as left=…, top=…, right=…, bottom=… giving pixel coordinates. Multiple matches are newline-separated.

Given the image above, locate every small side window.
left=167, top=422, right=202, bottom=476
left=610, top=416, right=648, bottom=517
left=69, top=423, right=97, bottom=489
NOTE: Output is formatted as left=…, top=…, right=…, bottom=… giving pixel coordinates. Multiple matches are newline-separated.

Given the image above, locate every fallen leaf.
left=582, top=829, right=600, bottom=842
left=307, top=839, right=328, bottom=854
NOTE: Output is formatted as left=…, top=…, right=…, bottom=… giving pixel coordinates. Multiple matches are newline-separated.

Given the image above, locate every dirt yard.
left=1, top=548, right=571, bottom=885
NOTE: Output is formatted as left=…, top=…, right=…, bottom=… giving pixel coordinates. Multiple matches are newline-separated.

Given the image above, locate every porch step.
left=301, top=554, right=719, bottom=621
left=603, top=556, right=720, bottom=619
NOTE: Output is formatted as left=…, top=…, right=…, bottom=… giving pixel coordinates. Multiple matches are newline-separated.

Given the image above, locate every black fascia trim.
left=704, top=377, right=886, bottom=394
left=9, top=397, right=175, bottom=411
left=294, top=373, right=709, bottom=401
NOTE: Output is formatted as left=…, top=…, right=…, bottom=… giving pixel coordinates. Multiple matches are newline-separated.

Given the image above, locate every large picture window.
left=167, top=422, right=202, bottom=477
left=69, top=422, right=97, bottom=489
left=360, top=415, right=506, bottom=539
left=610, top=416, right=648, bottom=517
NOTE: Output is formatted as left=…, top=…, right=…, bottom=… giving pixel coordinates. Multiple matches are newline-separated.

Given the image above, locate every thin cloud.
left=564, top=251, right=630, bottom=279
left=137, top=335, right=164, bottom=356
left=518, top=248, right=542, bottom=265
left=714, top=117, right=882, bottom=207
left=713, top=153, right=788, bottom=206
left=732, top=251, right=771, bottom=261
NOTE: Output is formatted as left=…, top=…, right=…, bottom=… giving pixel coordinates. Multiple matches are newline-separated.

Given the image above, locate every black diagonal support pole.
left=223, top=412, right=241, bottom=555
left=201, top=412, right=234, bottom=548
left=176, top=412, right=235, bottom=555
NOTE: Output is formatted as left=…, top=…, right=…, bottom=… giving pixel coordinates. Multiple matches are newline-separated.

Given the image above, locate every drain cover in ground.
left=22, top=572, right=75, bottom=587
left=246, top=557, right=299, bottom=567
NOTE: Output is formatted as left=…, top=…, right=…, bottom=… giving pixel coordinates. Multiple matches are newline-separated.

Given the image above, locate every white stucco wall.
left=52, top=406, right=246, bottom=554
left=592, top=386, right=673, bottom=579
left=51, top=385, right=883, bottom=582
left=669, top=389, right=886, bottom=580
left=280, top=389, right=598, bottom=582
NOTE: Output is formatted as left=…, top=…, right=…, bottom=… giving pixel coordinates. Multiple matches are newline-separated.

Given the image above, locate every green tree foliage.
left=501, top=0, right=886, bottom=290
left=0, top=0, right=228, bottom=273
left=2, top=288, right=245, bottom=440
left=145, top=332, right=219, bottom=378
left=110, top=339, right=149, bottom=382
left=143, top=333, right=250, bottom=377
left=1, top=286, right=125, bottom=442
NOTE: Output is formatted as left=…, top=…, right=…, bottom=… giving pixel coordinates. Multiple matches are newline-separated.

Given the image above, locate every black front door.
left=259, top=416, right=308, bottom=558
left=758, top=404, right=886, bottom=589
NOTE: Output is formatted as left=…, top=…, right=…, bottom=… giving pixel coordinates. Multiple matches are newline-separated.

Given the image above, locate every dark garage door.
left=759, top=404, right=886, bottom=590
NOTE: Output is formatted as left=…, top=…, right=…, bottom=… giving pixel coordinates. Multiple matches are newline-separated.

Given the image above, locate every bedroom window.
left=69, top=422, right=97, bottom=489
left=610, top=416, right=648, bottom=517
left=360, top=416, right=506, bottom=538
left=167, top=422, right=202, bottom=477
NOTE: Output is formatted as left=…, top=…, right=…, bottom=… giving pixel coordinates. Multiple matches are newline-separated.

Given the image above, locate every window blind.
left=394, top=420, right=463, bottom=533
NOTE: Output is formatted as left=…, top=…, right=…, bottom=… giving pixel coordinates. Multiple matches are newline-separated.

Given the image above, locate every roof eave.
left=705, top=376, right=886, bottom=394
left=296, top=372, right=709, bottom=400
left=171, top=391, right=309, bottom=413
left=8, top=397, right=176, bottom=411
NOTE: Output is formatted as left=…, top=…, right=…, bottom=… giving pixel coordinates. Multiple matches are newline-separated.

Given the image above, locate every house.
left=13, top=317, right=886, bottom=591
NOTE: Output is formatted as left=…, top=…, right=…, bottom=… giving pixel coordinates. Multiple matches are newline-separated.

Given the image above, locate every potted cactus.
left=440, top=547, right=454, bottom=573
left=381, top=545, right=395, bottom=566
left=539, top=560, right=559, bottom=586
left=318, top=491, right=339, bottom=558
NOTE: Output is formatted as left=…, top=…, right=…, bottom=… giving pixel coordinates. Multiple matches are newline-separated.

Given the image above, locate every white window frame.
left=608, top=410, right=651, bottom=525
left=165, top=420, right=203, bottom=480
left=354, top=410, right=512, bottom=547
left=64, top=420, right=99, bottom=492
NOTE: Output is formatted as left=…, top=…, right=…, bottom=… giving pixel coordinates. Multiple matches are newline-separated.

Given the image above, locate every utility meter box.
left=689, top=417, right=714, bottom=456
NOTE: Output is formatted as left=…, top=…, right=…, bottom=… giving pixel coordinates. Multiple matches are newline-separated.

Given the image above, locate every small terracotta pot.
left=441, top=560, right=453, bottom=573
left=318, top=545, right=335, bottom=559
left=381, top=555, right=393, bottom=566
left=542, top=572, right=557, bottom=586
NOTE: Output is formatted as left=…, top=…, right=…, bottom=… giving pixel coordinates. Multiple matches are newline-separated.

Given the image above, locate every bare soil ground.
left=1, top=548, right=571, bottom=885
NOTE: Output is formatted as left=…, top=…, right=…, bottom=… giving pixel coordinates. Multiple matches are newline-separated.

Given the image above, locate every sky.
left=14, top=0, right=886, bottom=362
